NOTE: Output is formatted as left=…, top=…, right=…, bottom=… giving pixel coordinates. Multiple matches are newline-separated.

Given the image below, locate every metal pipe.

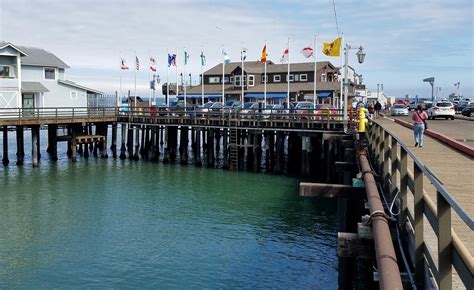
left=358, top=148, right=403, bottom=290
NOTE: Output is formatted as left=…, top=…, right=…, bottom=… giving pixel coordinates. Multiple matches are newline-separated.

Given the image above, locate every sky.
left=0, top=0, right=472, bottom=98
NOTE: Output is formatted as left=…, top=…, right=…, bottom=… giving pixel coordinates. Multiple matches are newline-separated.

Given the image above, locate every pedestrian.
left=412, top=104, right=428, bottom=147
left=374, top=101, right=382, bottom=118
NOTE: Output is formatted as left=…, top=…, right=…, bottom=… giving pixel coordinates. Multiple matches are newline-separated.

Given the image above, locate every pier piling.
left=2, top=126, right=9, bottom=165
left=120, top=123, right=127, bottom=159
left=16, top=126, right=24, bottom=165
left=112, top=123, right=117, bottom=158
left=31, top=126, right=39, bottom=167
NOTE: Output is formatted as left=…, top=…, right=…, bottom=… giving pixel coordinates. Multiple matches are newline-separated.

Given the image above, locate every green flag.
left=184, top=51, right=189, bottom=65
left=200, top=51, right=206, bottom=66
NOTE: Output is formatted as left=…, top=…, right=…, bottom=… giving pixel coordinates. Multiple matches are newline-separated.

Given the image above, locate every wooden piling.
left=180, top=126, right=189, bottom=165
left=119, top=123, right=126, bottom=159
left=163, top=127, right=170, bottom=163
left=31, top=126, right=39, bottom=167
left=253, top=131, right=262, bottom=172
left=16, top=126, right=24, bottom=165
left=2, top=126, right=9, bottom=165
left=101, top=124, right=108, bottom=159
left=127, top=125, right=134, bottom=160
left=111, top=123, right=117, bottom=158
left=194, top=128, right=202, bottom=166
left=71, top=125, right=77, bottom=162
left=222, top=128, right=228, bottom=169
left=206, top=128, right=215, bottom=167
left=133, top=125, right=140, bottom=160
left=275, top=131, right=284, bottom=174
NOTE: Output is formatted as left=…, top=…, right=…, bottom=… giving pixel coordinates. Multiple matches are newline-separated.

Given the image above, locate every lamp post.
left=423, top=77, right=435, bottom=102
left=343, top=44, right=365, bottom=130
left=377, top=83, right=383, bottom=103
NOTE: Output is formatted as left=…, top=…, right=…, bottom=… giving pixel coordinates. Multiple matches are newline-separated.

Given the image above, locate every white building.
left=366, top=90, right=388, bottom=107
left=0, top=41, right=102, bottom=109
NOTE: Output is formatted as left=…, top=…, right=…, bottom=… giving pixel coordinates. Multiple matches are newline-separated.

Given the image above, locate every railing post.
left=383, top=131, right=390, bottom=188
left=55, top=108, right=58, bottom=123
left=72, top=107, right=75, bottom=121
left=414, top=163, right=425, bottom=288
left=399, top=147, right=408, bottom=227
left=390, top=137, right=399, bottom=199
left=437, top=191, right=452, bottom=290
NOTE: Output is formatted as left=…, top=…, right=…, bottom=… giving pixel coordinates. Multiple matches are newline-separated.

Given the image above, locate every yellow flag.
left=322, top=37, right=341, bottom=57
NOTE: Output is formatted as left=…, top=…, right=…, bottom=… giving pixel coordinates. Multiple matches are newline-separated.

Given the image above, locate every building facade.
left=0, top=42, right=102, bottom=109
left=174, top=60, right=361, bottom=106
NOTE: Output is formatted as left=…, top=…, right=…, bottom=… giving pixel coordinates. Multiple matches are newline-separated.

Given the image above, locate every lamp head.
left=356, top=46, right=366, bottom=64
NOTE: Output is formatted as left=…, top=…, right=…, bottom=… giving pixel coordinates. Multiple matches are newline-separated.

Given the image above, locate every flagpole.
left=175, top=49, right=179, bottom=100
left=148, top=49, right=152, bottom=107
left=201, top=46, right=204, bottom=105
left=134, top=51, right=137, bottom=109
left=287, top=38, right=290, bottom=108
left=339, top=33, right=344, bottom=110
left=222, top=45, right=225, bottom=105
left=241, top=42, right=244, bottom=107
left=119, top=50, right=122, bottom=108
left=166, top=48, right=170, bottom=107
left=264, top=40, right=267, bottom=106
left=313, top=35, right=317, bottom=109
left=183, top=47, right=187, bottom=109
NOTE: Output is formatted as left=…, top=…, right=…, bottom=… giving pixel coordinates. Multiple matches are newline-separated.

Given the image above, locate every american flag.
left=135, top=56, right=140, bottom=71
left=150, top=57, right=156, bottom=72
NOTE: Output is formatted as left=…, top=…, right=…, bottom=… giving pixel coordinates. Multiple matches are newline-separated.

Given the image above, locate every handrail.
left=367, top=121, right=473, bottom=289
left=371, top=120, right=473, bottom=230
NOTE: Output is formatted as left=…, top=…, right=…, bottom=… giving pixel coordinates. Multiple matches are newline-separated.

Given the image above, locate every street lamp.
left=423, top=77, right=435, bottom=102
left=343, top=44, right=366, bottom=131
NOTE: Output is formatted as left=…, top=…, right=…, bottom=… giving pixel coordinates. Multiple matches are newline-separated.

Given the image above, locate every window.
left=321, top=73, right=327, bottom=82
left=44, top=67, right=56, bottom=80
left=234, top=75, right=241, bottom=87
left=273, top=75, right=281, bottom=82
left=70, top=91, right=77, bottom=99
left=286, top=74, right=294, bottom=82
left=261, top=75, right=268, bottom=83
left=230, top=76, right=234, bottom=83
left=294, top=74, right=299, bottom=81
left=209, top=77, right=220, bottom=84
left=248, top=75, right=255, bottom=87
left=0, top=66, right=11, bottom=78
left=300, top=74, right=308, bottom=82
left=223, top=76, right=230, bottom=84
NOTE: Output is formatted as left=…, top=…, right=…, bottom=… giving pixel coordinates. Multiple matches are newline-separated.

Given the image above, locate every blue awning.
left=244, top=93, right=288, bottom=99
left=319, top=92, right=331, bottom=98
left=177, top=94, right=222, bottom=99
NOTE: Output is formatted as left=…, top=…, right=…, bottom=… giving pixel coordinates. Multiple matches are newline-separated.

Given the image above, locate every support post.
left=32, top=126, right=39, bottom=167
left=16, top=126, right=24, bottom=165
left=437, top=192, right=452, bottom=290
left=2, top=126, right=9, bottom=165
left=112, top=123, right=117, bottom=158
left=120, top=123, right=127, bottom=159
left=414, top=163, right=425, bottom=289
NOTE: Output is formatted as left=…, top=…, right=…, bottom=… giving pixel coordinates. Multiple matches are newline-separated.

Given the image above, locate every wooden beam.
left=334, top=161, right=358, bottom=172
left=299, top=182, right=366, bottom=199
left=337, top=232, right=374, bottom=258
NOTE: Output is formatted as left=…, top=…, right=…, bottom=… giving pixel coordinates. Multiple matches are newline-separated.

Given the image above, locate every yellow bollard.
left=357, top=107, right=368, bottom=133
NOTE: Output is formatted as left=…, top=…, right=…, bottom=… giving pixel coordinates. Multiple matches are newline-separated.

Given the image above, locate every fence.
left=367, top=121, right=473, bottom=289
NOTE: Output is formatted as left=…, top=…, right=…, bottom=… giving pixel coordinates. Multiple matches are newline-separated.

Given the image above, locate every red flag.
left=150, top=57, right=157, bottom=72
left=261, top=45, right=267, bottom=63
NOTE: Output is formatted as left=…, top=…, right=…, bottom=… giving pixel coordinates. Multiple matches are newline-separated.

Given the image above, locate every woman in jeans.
left=412, top=105, right=428, bottom=147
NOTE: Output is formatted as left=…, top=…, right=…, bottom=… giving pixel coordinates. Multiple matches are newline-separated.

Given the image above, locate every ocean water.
left=0, top=129, right=338, bottom=289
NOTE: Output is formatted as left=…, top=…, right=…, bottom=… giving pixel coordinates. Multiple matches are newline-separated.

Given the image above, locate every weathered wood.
left=334, top=161, right=358, bottom=172
left=32, top=126, right=39, bottom=167
left=16, top=126, right=24, bottom=165
left=111, top=123, right=117, bottom=158
left=119, top=123, right=127, bottom=159
left=2, top=126, right=9, bottom=165
left=337, top=232, right=374, bottom=258
left=299, top=182, right=365, bottom=199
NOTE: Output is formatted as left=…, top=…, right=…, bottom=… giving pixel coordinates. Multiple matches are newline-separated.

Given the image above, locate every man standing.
left=374, top=101, right=382, bottom=118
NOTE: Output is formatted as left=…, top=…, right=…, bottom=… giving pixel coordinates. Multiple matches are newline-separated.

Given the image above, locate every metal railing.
left=0, top=107, right=117, bottom=125
left=367, top=121, right=473, bottom=289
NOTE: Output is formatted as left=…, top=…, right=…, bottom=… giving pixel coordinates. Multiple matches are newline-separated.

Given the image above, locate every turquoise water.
left=0, top=131, right=338, bottom=289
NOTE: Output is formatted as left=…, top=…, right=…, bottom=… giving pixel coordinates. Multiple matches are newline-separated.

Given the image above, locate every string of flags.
left=120, top=36, right=342, bottom=72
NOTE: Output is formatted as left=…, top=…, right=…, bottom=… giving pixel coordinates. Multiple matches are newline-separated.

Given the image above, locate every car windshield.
left=243, top=102, right=255, bottom=108
left=394, top=104, right=406, bottom=108
left=265, top=105, right=273, bottom=109
left=296, top=102, right=313, bottom=109
left=212, top=103, right=222, bottom=108
left=436, top=102, right=452, bottom=107
left=203, top=102, right=214, bottom=108
left=225, top=100, right=236, bottom=106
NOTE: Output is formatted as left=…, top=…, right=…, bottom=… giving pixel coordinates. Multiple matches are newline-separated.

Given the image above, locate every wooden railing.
left=119, top=107, right=345, bottom=131
left=367, top=121, right=473, bottom=289
left=0, top=107, right=117, bottom=125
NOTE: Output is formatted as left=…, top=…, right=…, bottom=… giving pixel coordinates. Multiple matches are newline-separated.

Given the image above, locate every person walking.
left=374, top=101, right=382, bottom=118
left=412, top=104, right=428, bottom=147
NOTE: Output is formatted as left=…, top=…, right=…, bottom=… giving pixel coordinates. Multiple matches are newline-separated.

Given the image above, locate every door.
left=22, top=93, right=35, bottom=116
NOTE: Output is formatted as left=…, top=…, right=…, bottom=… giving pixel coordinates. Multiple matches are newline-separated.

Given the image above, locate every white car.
left=427, top=101, right=455, bottom=120
left=391, top=104, right=409, bottom=116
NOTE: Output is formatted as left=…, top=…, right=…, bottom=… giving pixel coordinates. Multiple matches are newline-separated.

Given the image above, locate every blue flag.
left=168, top=54, right=176, bottom=67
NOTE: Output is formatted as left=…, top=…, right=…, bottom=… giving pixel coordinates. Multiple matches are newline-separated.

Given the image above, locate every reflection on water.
left=0, top=130, right=338, bottom=288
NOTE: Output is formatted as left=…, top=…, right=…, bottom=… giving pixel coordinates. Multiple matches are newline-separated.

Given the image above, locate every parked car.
left=461, top=103, right=474, bottom=117
left=314, top=104, right=337, bottom=119
left=427, top=101, right=455, bottom=120
left=223, top=100, right=242, bottom=113
left=457, top=98, right=472, bottom=111
left=391, top=104, right=409, bottom=116
left=408, top=101, right=417, bottom=111
left=240, top=102, right=259, bottom=115
left=293, top=101, right=314, bottom=115
left=198, top=101, right=223, bottom=113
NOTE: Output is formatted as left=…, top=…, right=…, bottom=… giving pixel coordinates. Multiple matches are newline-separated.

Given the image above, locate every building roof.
left=58, top=79, right=103, bottom=94
left=0, top=42, right=29, bottom=56
left=0, top=41, right=69, bottom=69
left=21, top=81, right=49, bottom=93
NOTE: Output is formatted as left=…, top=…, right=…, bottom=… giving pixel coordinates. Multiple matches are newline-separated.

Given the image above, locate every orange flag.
left=261, top=45, right=267, bottom=63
